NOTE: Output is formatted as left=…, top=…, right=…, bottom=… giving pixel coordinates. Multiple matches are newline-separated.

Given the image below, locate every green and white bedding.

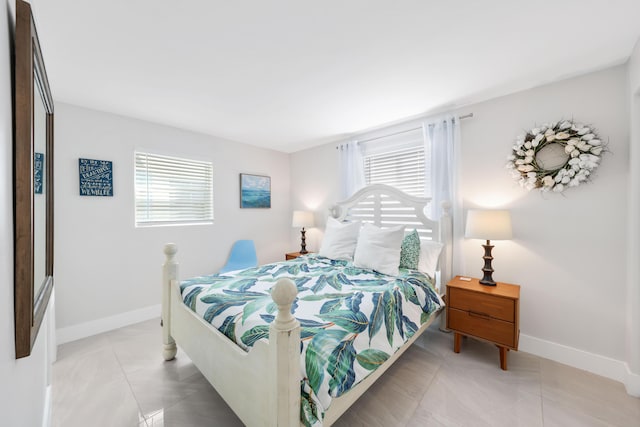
left=180, top=254, right=443, bottom=426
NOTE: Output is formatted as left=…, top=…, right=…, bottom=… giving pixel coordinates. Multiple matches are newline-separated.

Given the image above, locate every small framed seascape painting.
left=240, top=173, right=271, bottom=208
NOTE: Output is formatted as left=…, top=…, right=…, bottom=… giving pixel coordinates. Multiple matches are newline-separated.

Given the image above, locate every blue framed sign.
left=79, top=158, right=113, bottom=197
left=34, top=152, right=43, bottom=194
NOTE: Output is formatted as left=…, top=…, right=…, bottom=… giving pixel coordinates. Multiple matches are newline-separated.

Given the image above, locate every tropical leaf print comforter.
left=180, top=254, right=443, bottom=426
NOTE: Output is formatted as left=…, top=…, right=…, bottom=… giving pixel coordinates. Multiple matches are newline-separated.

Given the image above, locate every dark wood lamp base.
left=299, top=228, right=308, bottom=254
left=479, top=239, right=496, bottom=286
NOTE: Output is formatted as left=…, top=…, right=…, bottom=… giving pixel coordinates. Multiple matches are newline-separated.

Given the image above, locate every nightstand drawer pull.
left=447, top=288, right=515, bottom=322
left=468, top=311, right=491, bottom=320
left=447, top=308, right=516, bottom=348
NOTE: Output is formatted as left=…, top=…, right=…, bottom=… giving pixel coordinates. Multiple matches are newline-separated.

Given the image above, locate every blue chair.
left=219, top=240, right=258, bottom=273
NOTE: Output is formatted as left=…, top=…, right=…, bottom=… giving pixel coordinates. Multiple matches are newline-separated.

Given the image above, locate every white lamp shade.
left=292, top=210, right=314, bottom=228
left=465, top=209, right=512, bottom=240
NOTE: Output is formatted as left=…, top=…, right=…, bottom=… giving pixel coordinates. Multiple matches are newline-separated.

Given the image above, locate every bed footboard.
left=161, top=243, right=302, bottom=426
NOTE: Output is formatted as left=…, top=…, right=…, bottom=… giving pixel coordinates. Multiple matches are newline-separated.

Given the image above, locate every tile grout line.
left=403, top=347, right=447, bottom=425
left=53, top=335, right=137, bottom=427
left=145, top=357, right=217, bottom=423
left=107, top=331, right=152, bottom=427
left=108, top=323, right=210, bottom=426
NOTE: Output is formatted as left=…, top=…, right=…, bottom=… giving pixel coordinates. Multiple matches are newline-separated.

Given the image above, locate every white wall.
left=290, top=143, right=341, bottom=251
left=0, top=1, right=53, bottom=425
left=55, top=103, right=291, bottom=336
left=458, top=65, right=629, bottom=373
left=291, top=65, right=632, bottom=386
left=626, top=39, right=640, bottom=395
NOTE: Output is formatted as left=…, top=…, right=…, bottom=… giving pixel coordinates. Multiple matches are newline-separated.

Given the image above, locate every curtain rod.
left=336, top=113, right=474, bottom=148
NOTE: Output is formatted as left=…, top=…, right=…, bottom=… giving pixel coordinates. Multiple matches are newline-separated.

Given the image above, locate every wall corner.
left=624, top=364, right=640, bottom=397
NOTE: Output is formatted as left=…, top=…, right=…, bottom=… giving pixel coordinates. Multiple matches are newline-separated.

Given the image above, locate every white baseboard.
left=519, top=333, right=640, bottom=396
left=624, top=365, right=640, bottom=397
left=56, top=304, right=161, bottom=345
left=42, top=385, right=52, bottom=427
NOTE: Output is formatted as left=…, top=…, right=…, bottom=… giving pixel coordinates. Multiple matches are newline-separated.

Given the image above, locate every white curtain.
left=423, top=115, right=463, bottom=272
left=338, top=140, right=365, bottom=199
left=423, top=115, right=460, bottom=219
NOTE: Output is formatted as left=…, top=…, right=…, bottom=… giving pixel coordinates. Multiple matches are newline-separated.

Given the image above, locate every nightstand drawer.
left=448, top=287, right=515, bottom=322
left=448, top=307, right=516, bottom=348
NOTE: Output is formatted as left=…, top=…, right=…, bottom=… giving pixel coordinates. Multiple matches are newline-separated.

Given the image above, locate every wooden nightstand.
left=446, top=276, right=520, bottom=370
left=285, top=251, right=311, bottom=260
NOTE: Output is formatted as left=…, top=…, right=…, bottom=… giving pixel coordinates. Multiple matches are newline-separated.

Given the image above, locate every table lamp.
left=292, top=210, right=314, bottom=254
left=465, top=209, right=512, bottom=286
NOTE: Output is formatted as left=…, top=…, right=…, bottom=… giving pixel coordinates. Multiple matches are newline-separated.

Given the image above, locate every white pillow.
left=353, top=224, right=406, bottom=276
left=318, top=217, right=361, bottom=260
left=418, top=240, right=444, bottom=278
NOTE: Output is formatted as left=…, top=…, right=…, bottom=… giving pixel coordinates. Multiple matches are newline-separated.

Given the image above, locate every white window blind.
left=135, top=152, right=213, bottom=226
left=362, top=127, right=430, bottom=198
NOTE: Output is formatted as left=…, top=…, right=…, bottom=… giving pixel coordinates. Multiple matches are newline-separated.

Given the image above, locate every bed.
left=161, top=184, right=452, bottom=426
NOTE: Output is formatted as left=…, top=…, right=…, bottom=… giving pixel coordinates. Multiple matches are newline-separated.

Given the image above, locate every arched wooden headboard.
left=330, top=184, right=453, bottom=290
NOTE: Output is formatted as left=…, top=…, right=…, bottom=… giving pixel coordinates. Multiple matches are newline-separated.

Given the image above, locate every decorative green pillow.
left=399, top=229, right=420, bottom=270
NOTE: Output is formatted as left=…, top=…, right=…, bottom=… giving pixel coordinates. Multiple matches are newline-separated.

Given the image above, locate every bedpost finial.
left=271, top=278, right=298, bottom=328
left=164, top=243, right=178, bottom=257
left=272, top=278, right=297, bottom=306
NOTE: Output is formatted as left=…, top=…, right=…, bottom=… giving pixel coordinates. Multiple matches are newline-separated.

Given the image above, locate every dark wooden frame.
left=14, top=0, right=54, bottom=359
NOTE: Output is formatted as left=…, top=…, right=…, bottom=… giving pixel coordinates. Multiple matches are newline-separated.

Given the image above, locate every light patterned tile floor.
left=52, top=319, right=640, bottom=427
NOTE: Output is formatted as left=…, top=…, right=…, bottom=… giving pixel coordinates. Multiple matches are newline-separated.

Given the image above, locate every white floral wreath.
left=506, top=120, right=605, bottom=193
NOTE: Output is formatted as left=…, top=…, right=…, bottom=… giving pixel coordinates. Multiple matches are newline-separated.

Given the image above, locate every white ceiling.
left=32, top=0, right=640, bottom=153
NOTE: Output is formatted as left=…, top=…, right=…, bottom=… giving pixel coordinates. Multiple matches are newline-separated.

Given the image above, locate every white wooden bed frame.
left=162, top=184, right=452, bottom=426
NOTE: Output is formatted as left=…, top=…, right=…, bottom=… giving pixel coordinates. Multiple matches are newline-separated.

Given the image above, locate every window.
left=362, top=127, right=430, bottom=198
left=135, top=152, right=213, bottom=226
